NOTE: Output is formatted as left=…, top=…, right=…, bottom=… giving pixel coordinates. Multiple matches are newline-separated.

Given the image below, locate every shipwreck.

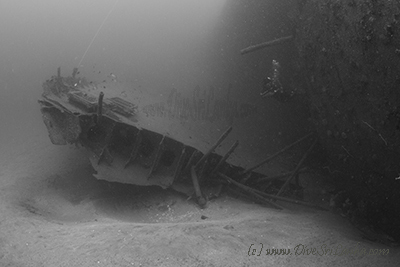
left=38, top=67, right=320, bottom=209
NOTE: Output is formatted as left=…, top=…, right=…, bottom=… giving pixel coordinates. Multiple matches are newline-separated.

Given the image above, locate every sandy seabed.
left=0, top=116, right=399, bottom=267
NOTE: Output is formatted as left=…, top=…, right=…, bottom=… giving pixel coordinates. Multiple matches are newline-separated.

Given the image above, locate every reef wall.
left=296, top=0, right=400, bottom=241
left=216, top=0, right=400, bottom=241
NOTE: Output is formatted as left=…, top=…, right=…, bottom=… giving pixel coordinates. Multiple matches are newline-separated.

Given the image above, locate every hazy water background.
left=0, top=0, right=227, bottom=150
left=0, top=0, right=310, bottom=170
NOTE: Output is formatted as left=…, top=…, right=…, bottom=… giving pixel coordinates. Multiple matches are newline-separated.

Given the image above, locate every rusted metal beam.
left=241, top=132, right=314, bottom=175
left=256, top=168, right=308, bottom=183
left=221, top=173, right=326, bottom=210
left=277, top=138, right=318, bottom=196
left=210, top=140, right=239, bottom=177
left=195, top=126, right=233, bottom=169
left=219, top=173, right=284, bottom=210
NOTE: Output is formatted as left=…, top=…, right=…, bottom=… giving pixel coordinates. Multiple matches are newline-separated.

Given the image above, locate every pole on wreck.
left=97, top=92, right=104, bottom=124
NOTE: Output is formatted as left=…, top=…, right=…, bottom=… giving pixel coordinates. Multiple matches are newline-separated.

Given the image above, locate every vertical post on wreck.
left=148, top=135, right=165, bottom=178
left=97, top=92, right=104, bottom=125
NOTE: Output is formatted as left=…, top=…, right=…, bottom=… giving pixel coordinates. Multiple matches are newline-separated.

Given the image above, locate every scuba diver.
left=260, top=60, right=295, bottom=102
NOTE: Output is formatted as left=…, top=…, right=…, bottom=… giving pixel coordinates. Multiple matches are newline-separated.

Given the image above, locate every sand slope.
left=0, top=112, right=399, bottom=267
